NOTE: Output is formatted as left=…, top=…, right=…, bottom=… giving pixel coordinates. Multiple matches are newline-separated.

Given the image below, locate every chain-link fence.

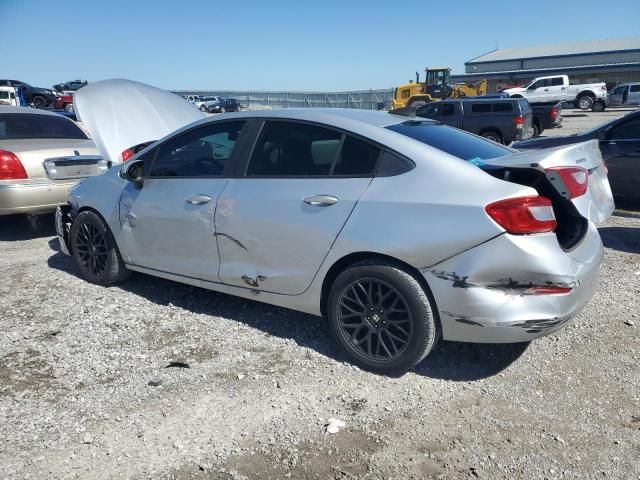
left=171, top=89, right=395, bottom=110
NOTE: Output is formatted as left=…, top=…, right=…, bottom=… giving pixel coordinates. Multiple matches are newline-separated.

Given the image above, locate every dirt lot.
left=1, top=110, right=639, bottom=480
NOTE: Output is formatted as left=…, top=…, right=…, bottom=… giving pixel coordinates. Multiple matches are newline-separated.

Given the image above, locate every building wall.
left=466, top=51, right=640, bottom=74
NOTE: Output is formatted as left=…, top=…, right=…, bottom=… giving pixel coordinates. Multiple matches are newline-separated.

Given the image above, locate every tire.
left=31, top=95, right=47, bottom=108
left=70, top=211, right=131, bottom=285
left=592, top=101, right=605, bottom=112
left=532, top=122, right=541, bottom=138
left=481, top=130, right=503, bottom=144
left=576, top=95, right=594, bottom=110
left=64, top=103, right=74, bottom=112
left=327, top=260, right=438, bottom=375
left=220, top=107, right=226, bottom=113
left=200, top=105, right=207, bottom=112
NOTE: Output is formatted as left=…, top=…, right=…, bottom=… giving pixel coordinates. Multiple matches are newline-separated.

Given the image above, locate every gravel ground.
left=1, top=112, right=639, bottom=480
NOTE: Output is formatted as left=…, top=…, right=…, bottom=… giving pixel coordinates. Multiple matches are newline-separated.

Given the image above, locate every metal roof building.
left=453, top=37, right=640, bottom=91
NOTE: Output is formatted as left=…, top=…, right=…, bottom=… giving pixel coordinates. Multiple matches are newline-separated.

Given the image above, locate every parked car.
left=185, top=95, right=202, bottom=104
left=0, top=87, right=19, bottom=107
left=514, top=110, right=640, bottom=200
left=453, top=94, right=562, bottom=137
left=415, top=98, right=533, bottom=144
left=55, top=79, right=613, bottom=374
left=53, top=94, right=75, bottom=112
left=0, top=80, right=55, bottom=108
left=207, top=98, right=241, bottom=113
left=0, top=106, right=104, bottom=216
left=607, top=83, right=640, bottom=107
left=53, top=80, right=88, bottom=93
left=503, top=75, right=607, bottom=110
left=195, top=96, right=221, bottom=112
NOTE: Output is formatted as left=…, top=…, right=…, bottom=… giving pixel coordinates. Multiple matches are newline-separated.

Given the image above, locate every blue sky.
left=2, top=0, right=639, bottom=91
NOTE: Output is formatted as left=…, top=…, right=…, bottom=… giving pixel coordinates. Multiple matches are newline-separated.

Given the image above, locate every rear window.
left=492, top=102, right=513, bottom=112
left=385, top=121, right=512, bottom=162
left=0, top=113, right=88, bottom=140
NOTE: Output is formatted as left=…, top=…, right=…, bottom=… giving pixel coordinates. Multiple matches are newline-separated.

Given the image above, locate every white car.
left=0, top=87, right=19, bottom=107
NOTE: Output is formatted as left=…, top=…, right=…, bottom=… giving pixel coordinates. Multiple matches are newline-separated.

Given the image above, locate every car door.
left=599, top=115, right=640, bottom=198
left=215, top=120, right=379, bottom=294
left=119, top=120, right=247, bottom=280
left=525, top=79, right=550, bottom=103
left=608, top=86, right=626, bottom=106
left=628, top=84, right=640, bottom=105
left=549, top=77, right=567, bottom=102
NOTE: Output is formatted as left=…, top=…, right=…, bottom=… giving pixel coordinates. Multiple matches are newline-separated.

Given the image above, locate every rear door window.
left=630, top=85, right=640, bottom=93
left=551, top=77, right=564, bottom=86
left=333, top=136, right=380, bottom=176
left=246, top=122, right=342, bottom=176
left=471, top=103, right=492, bottom=113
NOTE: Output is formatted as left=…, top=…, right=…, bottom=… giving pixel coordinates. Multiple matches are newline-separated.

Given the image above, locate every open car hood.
left=482, top=140, right=614, bottom=224
left=73, top=79, right=205, bottom=163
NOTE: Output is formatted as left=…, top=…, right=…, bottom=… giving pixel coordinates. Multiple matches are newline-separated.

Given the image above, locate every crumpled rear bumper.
left=422, top=223, right=603, bottom=343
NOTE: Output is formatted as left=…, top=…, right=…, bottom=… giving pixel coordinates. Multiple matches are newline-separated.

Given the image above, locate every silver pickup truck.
left=503, top=74, right=607, bottom=110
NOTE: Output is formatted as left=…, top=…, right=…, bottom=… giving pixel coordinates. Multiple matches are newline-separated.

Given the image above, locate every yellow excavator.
left=391, top=67, right=488, bottom=109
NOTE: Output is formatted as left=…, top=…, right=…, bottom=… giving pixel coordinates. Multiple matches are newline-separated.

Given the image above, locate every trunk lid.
left=481, top=140, right=614, bottom=224
left=73, top=79, right=205, bottom=163
left=0, top=138, right=100, bottom=181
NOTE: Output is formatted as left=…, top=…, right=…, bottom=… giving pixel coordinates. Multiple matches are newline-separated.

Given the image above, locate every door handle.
left=303, top=195, right=338, bottom=206
left=186, top=194, right=212, bottom=205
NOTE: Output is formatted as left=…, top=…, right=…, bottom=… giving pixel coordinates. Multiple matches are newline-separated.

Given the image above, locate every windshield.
left=385, top=121, right=513, bottom=163
left=0, top=113, right=88, bottom=140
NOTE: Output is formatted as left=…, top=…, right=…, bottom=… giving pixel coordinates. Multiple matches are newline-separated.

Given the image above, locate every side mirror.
left=120, top=160, right=145, bottom=187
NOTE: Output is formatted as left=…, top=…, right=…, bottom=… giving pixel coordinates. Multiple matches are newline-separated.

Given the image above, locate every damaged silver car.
left=56, top=80, right=614, bottom=374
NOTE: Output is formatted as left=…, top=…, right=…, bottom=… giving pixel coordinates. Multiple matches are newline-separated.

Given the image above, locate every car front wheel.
left=70, top=211, right=131, bottom=285
left=327, top=261, right=438, bottom=375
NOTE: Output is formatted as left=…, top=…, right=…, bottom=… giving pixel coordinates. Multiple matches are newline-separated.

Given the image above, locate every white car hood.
left=73, top=79, right=205, bottom=163
left=502, top=87, right=526, bottom=96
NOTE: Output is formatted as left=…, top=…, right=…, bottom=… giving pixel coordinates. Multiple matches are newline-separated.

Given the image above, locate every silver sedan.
left=56, top=80, right=614, bottom=374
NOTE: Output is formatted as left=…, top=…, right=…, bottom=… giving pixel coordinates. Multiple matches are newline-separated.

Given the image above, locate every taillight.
left=550, top=106, right=558, bottom=121
left=547, top=166, right=588, bottom=198
left=121, top=148, right=135, bottom=162
left=0, top=149, right=28, bottom=180
left=512, top=115, right=525, bottom=125
left=485, top=196, right=557, bottom=234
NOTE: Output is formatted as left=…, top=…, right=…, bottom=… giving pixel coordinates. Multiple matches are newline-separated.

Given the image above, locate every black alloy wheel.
left=70, top=211, right=131, bottom=285
left=74, top=222, right=108, bottom=277
left=337, top=279, right=413, bottom=360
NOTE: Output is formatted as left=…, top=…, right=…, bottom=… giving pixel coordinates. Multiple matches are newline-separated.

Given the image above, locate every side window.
left=149, top=121, right=245, bottom=177
left=416, top=104, right=439, bottom=118
left=551, top=77, right=564, bottom=86
left=246, top=122, right=341, bottom=176
left=471, top=103, right=492, bottom=113
left=377, top=150, right=414, bottom=176
left=630, top=85, right=640, bottom=93
left=528, top=80, right=540, bottom=90
left=333, top=136, right=380, bottom=176
left=608, top=118, right=640, bottom=140
left=401, top=89, right=411, bottom=99
left=492, top=102, right=513, bottom=112
left=440, top=104, right=455, bottom=116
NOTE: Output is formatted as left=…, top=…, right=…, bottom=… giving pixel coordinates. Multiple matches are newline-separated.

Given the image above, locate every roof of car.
left=0, top=105, right=64, bottom=116
left=210, top=108, right=430, bottom=128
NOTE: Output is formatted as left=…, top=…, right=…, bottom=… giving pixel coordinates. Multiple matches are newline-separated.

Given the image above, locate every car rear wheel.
left=576, top=95, right=594, bottom=110
left=70, top=211, right=131, bottom=285
left=481, top=130, right=503, bottom=144
left=591, top=101, right=605, bottom=112
left=327, top=261, right=438, bottom=375
left=31, top=95, right=47, bottom=108
left=532, top=122, right=541, bottom=137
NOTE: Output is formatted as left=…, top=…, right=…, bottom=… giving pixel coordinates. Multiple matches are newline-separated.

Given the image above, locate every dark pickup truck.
left=414, top=98, right=533, bottom=144
left=531, top=103, right=562, bottom=137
